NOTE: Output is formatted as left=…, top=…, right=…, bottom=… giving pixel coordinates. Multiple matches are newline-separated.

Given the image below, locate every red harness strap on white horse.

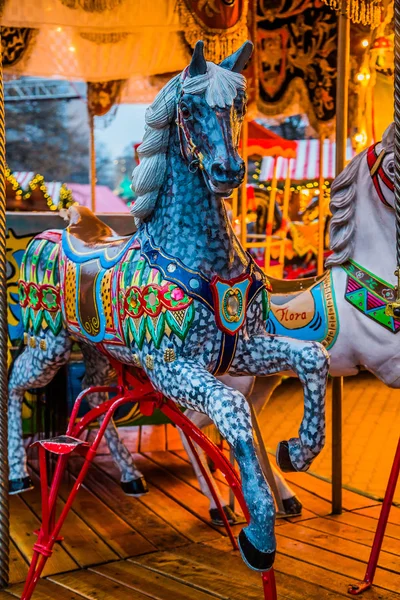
left=367, top=143, right=393, bottom=208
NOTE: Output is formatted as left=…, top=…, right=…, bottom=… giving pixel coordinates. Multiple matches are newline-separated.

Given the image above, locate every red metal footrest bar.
left=21, top=368, right=277, bottom=600
left=348, top=437, right=400, bottom=596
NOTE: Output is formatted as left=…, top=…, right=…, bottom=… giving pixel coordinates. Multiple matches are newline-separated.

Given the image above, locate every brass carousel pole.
left=240, top=117, right=249, bottom=249
left=89, top=114, right=96, bottom=212
left=332, top=0, right=350, bottom=515
left=317, top=135, right=325, bottom=276
left=265, top=157, right=278, bottom=273
left=0, top=31, right=10, bottom=589
left=386, top=0, right=400, bottom=319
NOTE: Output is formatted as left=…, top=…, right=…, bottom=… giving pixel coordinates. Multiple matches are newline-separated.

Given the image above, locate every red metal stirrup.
left=367, top=144, right=393, bottom=208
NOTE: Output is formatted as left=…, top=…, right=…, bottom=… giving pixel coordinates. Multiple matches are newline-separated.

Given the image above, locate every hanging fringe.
left=321, top=0, right=383, bottom=28
left=177, top=0, right=248, bottom=63
left=79, top=32, right=129, bottom=44
left=60, top=0, right=123, bottom=12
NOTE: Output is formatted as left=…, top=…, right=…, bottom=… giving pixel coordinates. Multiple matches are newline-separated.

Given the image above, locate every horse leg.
left=179, top=409, right=237, bottom=525
left=250, top=376, right=302, bottom=514
left=81, top=345, right=148, bottom=496
left=232, top=335, right=330, bottom=473
left=8, top=330, right=72, bottom=494
left=148, top=359, right=276, bottom=571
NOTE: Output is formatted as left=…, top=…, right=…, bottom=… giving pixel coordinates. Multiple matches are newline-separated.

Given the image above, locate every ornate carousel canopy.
left=0, top=0, right=249, bottom=84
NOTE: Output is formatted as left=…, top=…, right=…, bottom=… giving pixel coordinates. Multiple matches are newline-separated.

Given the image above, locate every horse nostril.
left=211, top=162, right=228, bottom=182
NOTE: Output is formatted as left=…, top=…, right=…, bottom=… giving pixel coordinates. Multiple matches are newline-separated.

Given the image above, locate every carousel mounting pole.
left=0, top=31, right=10, bottom=589
left=265, top=157, right=278, bottom=273
left=278, top=159, right=292, bottom=277
left=317, top=135, right=325, bottom=275
left=386, top=0, right=400, bottom=319
left=240, top=116, right=249, bottom=249
left=332, top=0, right=350, bottom=515
left=89, top=113, right=96, bottom=212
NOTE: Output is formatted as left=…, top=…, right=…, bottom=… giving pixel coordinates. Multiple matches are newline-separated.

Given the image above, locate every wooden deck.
left=3, top=424, right=399, bottom=599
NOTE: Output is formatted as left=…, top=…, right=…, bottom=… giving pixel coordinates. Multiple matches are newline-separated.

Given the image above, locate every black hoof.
left=282, top=496, right=302, bottom=517
left=238, top=530, right=275, bottom=572
left=121, top=477, right=148, bottom=497
left=209, top=505, right=238, bottom=526
left=9, top=477, right=34, bottom=495
left=276, top=441, right=297, bottom=473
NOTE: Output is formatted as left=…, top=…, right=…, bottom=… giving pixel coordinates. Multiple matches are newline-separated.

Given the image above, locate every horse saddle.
left=62, top=206, right=133, bottom=268
left=266, top=271, right=338, bottom=349
left=61, top=206, right=136, bottom=343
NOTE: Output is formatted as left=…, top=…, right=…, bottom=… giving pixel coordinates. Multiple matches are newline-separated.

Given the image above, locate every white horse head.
left=327, top=123, right=396, bottom=281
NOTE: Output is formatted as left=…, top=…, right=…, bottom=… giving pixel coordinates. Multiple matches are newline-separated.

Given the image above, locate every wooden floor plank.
left=132, top=550, right=269, bottom=600
left=9, top=538, right=28, bottom=585
left=0, top=591, right=15, bottom=598
left=50, top=569, right=153, bottom=599
left=10, top=495, right=77, bottom=577
left=299, top=516, right=400, bottom=556
left=25, top=472, right=118, bottom=568
left=138, top=451, right=241, bottom=530
left=277, top=521, right=400, bottom=575
left=166, top=425, right=184, bottom=451
left=139, top=425, right=166, bottom=453
left=355, top=505, right=400, bottom=525
left=92, top=559, right=221, bottom=600
left=172, top=540, right=355, bottom=600
left=326, top=512, right=400, bottom=540
left=95, top=454, right=222, bottom=544
left=7, top=578, right=87, bottom=599
left=58, top=477, right=156, bottom=559
left=69, top=457, right=188, bottom=551
left=275, top=531, right=400, bottom=593
left=283, top=471, right=378, bottom=512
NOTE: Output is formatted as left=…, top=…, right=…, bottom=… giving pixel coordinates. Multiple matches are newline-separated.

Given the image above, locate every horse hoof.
left=121, top=477, right=148, bottom=497
left=282, top=496, right=302, bottom=517
left=9, top=477, right=34, bottom=495
left=209, top=505, right=238, bottom=526
left=238, top=530, right=275, bottom=572
left=276, top=441, right=297, bottom=472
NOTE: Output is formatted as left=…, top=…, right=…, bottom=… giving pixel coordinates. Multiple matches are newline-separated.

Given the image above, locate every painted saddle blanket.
left=266, top=271, right=339, bottom=350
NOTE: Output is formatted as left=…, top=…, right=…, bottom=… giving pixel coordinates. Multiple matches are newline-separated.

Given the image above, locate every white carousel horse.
left=184, top=121, right=400, bottom=515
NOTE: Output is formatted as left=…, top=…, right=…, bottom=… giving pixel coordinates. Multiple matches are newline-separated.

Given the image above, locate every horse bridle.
left=176, top=68, right=204, bottom=173
left=367, top=142, right=394, bottom=208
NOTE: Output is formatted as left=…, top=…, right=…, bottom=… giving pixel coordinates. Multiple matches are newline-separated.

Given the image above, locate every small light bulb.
left=69, top=46, right=76, bottom=53
left=361, top=39, right=369, bottom=48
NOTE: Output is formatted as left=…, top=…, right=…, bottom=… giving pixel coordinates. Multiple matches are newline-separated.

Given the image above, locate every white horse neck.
left=350, top=171, right=397, bottom=284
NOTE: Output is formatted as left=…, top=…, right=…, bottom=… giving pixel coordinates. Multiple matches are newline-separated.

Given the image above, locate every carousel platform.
left=2, top=419, right=399, bottom=599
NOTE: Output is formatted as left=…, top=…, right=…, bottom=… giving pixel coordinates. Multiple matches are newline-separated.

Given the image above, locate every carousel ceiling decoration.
left=322, top=0, right=384, bottom=28
left=0, top=0, right=189, bottom=82
left=87, top=79, right=125, bottom=116
left=177, top=0, right=248, bottom=62
left=1, top=26, right=38, bottom=70
left=255, top=0, right=337, bottom=132
left=59, top=0, right=124, bottom=11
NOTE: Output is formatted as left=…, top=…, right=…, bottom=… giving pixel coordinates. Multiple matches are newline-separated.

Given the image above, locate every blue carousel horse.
left=9, top=41, right=329, bottom=571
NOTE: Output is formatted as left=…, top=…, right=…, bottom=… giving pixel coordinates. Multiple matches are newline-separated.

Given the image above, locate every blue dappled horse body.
left=9, top=41, right=330, bottom=572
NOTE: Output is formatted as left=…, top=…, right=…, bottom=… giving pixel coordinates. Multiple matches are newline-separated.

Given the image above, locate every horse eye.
left=387, top=161, right=394, bottom=174
left=181, top=105, right=191, bottom=119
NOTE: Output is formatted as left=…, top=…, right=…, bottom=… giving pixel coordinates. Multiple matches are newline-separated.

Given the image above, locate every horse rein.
left=176, top=67, right=204, bottom=173
left=367, top=143, right=394, bottom=208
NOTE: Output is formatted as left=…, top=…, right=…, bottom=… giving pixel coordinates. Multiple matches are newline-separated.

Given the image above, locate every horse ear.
left=219, top=41, right=254, bottom=73
left=381, top=122, right=395, bottom=149
left=189, top=41, right=207, bottom=77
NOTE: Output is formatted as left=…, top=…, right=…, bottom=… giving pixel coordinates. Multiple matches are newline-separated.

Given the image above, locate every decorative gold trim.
left=321, top=0, right=382, bottom=28
left=163, top=347, right=176, bottom=363
left=59, top=0, right=123, bottom=12
left=257, top=77, right=335, bottom=136
left=145, top=354, right=154, bottom=370
left=79, top=32, right=130, bottom=44
left=177, top=0, right=248, bottom=63
left=322, top=272, right=338, bottom=349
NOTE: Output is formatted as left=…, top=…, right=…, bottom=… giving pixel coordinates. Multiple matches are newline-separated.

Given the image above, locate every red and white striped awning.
left=260, top=139, right=356, bottom=182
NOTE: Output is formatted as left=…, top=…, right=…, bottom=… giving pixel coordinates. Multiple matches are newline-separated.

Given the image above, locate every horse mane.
left=131, top=63, right=246, bottom=225
left=325, top=149, right=367, bottom=267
